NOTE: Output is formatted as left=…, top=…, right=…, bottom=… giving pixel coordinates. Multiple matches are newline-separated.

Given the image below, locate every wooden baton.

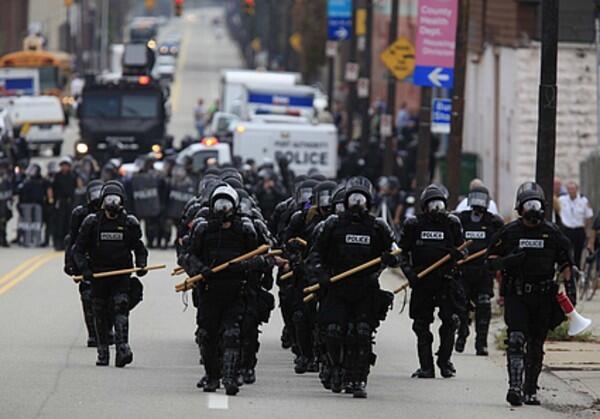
left=456, top=248, right=487, bottom=267
left=172, top=249, right=282, bottom=278
left=174, top=244, right=270, bottom=292
left=73, top=264, right=166, bottom=283
left=303, top=248, right=403, bottom=295
left=393, top=240, right=473, bottom=294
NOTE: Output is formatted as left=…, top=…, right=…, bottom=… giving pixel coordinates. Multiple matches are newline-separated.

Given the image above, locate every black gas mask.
left=425, top=198, right=446, bottom=221
left=346, top=192, right=368, bottom=217
left=521, top=199, right=544, bottom=225
left=102, top=194, right=123, bottom=218
left=470, top=206, right=486, bottom=223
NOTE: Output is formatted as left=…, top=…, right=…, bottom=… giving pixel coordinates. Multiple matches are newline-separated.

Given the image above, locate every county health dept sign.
left=413, top=0, right=458, bottom=89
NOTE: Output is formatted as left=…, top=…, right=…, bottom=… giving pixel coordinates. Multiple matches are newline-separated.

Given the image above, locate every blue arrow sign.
left=327, top=0, right=352, bottom=41
left=413, top=66, right=454, bottom=89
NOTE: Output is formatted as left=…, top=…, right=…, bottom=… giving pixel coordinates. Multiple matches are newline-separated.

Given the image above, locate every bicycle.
left=580, top=248, right=599, bottom=301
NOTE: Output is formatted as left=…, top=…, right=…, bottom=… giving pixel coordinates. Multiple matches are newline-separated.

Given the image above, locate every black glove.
left=286, top=239, right=305, bottom=253
left=317, top=271, right=330, bottom=289
left=565, top=276, right=577, bottom=307
left=381, top=251, right=399, bottom=267
left=228, top=260, right=249, bottom=273
left=82, top=268, right=94, bottom=283
left=446, top=247, right=465, bottom=263
left=137, top=263, right=148, bottom=277
left=200, top=266, right=215, bottom=281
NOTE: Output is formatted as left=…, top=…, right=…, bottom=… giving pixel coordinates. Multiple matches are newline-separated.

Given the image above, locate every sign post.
left=413, top=0, right=458, bottom=89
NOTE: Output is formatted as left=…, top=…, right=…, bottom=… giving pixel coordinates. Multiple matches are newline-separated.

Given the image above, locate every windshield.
left=81, top=93, right=159, bottom=119
left=39, top=67, right=58, bottom=92
left=191, top=150, right=218, bottom=173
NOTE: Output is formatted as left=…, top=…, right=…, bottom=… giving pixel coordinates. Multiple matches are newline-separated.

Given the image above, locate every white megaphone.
left=556, top=292, right=592, bottom=336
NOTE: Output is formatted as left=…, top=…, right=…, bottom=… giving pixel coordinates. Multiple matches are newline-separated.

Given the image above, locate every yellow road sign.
left=289, top=33, right=302, bottom=53
left=380, top=37, right=416, bottom=81
left=356, top=9, right=366, bottom=36
left=251, top=37, right=261, bottom=52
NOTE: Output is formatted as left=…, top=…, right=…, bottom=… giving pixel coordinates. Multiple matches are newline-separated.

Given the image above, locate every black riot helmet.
left=420, top=184, right=447, bottom=214
left=220, top=168, right=244, bottom=184
left=467, top=186, right=490, bottom=211
left=314, top=180, right=337, bottom=215
left=515, top=181, right=545, bottom=225
left=86, top=180, right=104, bottom=208
left=236, top=188, right=254, bottom=216
left=209, top=183, right=239, bottom=219
left=100, top=182, right=126, bottom=217
left=332, top=184, right=346, bottom=215
left=344, top=176, right=374, bottom=213
left=295, top=179, right=318, bottom=209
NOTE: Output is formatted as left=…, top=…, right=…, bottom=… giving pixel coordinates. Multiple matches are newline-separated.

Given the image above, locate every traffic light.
left=174, top=0, right=184, bottom=17
left=242, top=0, right=255, bottom=15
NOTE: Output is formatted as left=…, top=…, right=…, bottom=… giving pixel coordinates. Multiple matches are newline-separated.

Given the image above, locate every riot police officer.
left=455, top=186, right=504, bottom=355
left=398, top=184, right=466, bottom=379
left=184, top=184, right=269, bottom=396
left=310, top=176, right=398, bottom=398
left=64, top=179, right=105, bottom=347
left=0, top=159, right=13, bottom=247
left=74, top=182, right=148, bottom=367
left=486, top=182, right=572, bottom=406
left=129, top=156, right=164, bottom=248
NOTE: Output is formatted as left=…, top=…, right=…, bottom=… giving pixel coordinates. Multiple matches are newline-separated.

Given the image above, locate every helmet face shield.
left=347, top=192, right=368, bottom=212
left=426, top=199, right=446, bottom=213
left=318, top=191, right=332, bottom=208
left=467, top=191, right=489, bottom=209
left=88, top=187, right=102, bottom=203
left=335, top=202, right=345, bottom=215
left=522, top=199, right=542, bottom=212
left=239, top=197, right=252, bottom=215
left=297, top=187, right=313, bottom=205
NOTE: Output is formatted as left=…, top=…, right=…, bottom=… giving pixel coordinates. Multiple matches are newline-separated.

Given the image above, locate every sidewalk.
left=543, top=296, right=600, bottom=411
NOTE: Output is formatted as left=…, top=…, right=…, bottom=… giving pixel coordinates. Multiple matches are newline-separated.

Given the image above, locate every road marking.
left=0, top=252, right=52, bottom=287
left=0, top=252, right=61, bottom=296
left=207, top=394, right=229, bottom=410
left=171, top=17, right=191, bottom=114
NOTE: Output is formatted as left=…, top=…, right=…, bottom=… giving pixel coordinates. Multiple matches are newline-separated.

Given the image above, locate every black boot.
left=307, top=358, right=319, bottom=373
left=455, top=315, right=469, bottom=353
left=412, top=342, right=435, bottom=378
left=330, top=366, right=343, bottom=393
left=115, top=343, right=133, bottom=368
left=243, top=368, right=256, bottom=384
left=294, top=355, right=310, bottom=374
left=454, top=336, right=466, bottom=353
left=319, top=363, right=331, bottom=390
left=96, top=345, right=109, bottom=366
left=222, top=348, right=240, bottom=396
left=475, top=300, right=491, bottom=356
left=524, top=337, right=544, bottom=405
left=524, top=393, right=540, bottom=406
left=352, top=381, right=367, bottom=399
left=437, top=316, right=457, bottom=378
left=87, top=336, right=97, bottom=348
left=506, top=332, right=525, bottom=407
left=196, top=375, right=208, bottom=388
left=203, top=377, right=220, bottom=392
left=281, top=326, right=293, bottom=349
left=436, top=358, right=456, bottom=378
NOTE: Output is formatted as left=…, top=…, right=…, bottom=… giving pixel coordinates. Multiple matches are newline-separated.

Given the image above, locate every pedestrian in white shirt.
left=558, top=181, right=593, bottom=267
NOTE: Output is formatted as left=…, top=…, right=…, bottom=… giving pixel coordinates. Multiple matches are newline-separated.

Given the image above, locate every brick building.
left=0, top=0, right=29, bottom=56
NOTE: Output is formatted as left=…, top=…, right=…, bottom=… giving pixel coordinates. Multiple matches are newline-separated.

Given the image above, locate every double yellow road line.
left=0, top=251, right=61, bottom=296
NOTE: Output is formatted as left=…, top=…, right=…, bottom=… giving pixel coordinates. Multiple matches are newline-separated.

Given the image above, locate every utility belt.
left=506, top=276, right=555, bottom=296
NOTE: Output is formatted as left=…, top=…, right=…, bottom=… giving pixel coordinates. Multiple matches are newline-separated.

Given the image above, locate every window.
left=81, top=95, right=119, bottom=118
left=122, top=95, right=159, bottom=118
left=38, top=67, right=58, bottom=92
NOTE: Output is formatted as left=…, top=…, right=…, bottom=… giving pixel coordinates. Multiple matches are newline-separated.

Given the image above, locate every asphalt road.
left=3, top=6, right=597, bottom=419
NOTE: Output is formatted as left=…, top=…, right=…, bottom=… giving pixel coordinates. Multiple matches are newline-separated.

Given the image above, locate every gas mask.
left=522, top=199, right=544, bottom=225
left=213, top=197, right=235, bottom=219
left=425, top=199, right=446, bottom=221
left=346, top=192, right=368, bottom=216
left=102, top=194, right=123, bottom=218
left=470, top=206, right=485, bottom=223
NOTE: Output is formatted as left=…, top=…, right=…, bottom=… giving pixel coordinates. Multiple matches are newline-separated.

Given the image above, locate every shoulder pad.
left=241, top=216, right=257, bottom=235
left=322, top=214, right=339, bottom=229
left=448, top=213, right=462, bottom=225
left=73, top=205, right=89, bottom=217
left=403, top=215, right=419, bottom=228
left=126, top=215, right=141, bottom=227
left=81, top=213, right=99, bottom=228
left=191, top=217, right=209, bottom=234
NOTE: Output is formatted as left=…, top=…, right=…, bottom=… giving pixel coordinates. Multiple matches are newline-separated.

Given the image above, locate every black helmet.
left=26, top=163, right=42, bottom=178
left=220, top=168, right=243, bottom=184
left=332, top=184, right=346, bottom=215
left=515, top=182, right=545, bottom=224
left=224, top=176, right=243, bottom=190
left=295, top=179, right=318, bottom=208
left=314, top=180, right=337, bottom=213
left=86, top=180, right=104, bottom=207
left=293, top=175, right=308, bottom=194
left=344, top=176, right=374, bottom=213
left=467, top=186, right=490, bottom=210
left=100, top=182, right=125, bottom=216
left=236, top=188, right=254, bottom=216
left=209, top=183, right=239, bottom=218
left=420, top=184, right=447, bottom=213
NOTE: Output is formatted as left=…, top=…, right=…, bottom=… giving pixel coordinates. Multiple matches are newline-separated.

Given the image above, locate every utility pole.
left=415, top=87, right=433, bottom=193
left=99, top=0, right=109, bottom=71
left=327, top=42, right=336, bottom=112
left=383, top=0, right=399, bottom=175
left=446, top=0, right=469, bottom=208
left=535, top=0, right=559, bottom=219
left=346, top=1, right=358, bottom=142
left=595, top=0, right=600, bottom=148
left=360, top=0, right=373, bottom=148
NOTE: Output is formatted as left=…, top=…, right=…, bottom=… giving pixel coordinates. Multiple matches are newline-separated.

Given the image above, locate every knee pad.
left=355, top=322, right=372, bottom=342
left=223, top=328, right=241, bottom=348
left=412, top=320, right=433, bottom=343
left=506, top=331, right=525, bottom=355
left=476, top=294, right=491, bottom=306
left=326, top=324, right=344, bottom=340
left=112, top=293, right=129, bottom=314
left=79, top=286, right=93, bottom=302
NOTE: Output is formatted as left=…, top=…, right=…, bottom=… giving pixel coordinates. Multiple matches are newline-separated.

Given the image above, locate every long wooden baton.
left=280, top=271, right=294, bottom=281
left=288, top=237, right=308, bottom=247
left=172, top=249, right=282, bottom=278
left=456, top=248, right=487, bottom=267
left=303, top=248, right=403, bottom=295
left=175, top=244, right=270, bottom=292
left=393, top=240, right=472, bottom=294
left=73, top=264, right=166, bottom=283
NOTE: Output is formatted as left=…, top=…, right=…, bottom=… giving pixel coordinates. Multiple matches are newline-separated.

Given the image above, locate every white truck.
left=0, top=68, right=40, bottom=97
left=232, top=115, right=338, bottom=178
left=220, top=69, right=301, bottom=115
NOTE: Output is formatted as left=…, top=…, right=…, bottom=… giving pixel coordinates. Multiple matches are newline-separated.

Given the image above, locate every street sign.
left=356, top=8, right=367, bottom=36
left=290, top=33, right=303, bottom=53
left=327, top=0, right=353, bottom=41
left=345, top=62, right=359, bottom=82
left=413, top=0, right=458, bottom=89
left=431, top=98, right=452, bottom=134
left=380, top=114, right=393, bottom=137
left=357, top=78, right=369, bottom=98
left=326, top=41, right=338, bottom=58
left=380, top=36, right=416, bottom=81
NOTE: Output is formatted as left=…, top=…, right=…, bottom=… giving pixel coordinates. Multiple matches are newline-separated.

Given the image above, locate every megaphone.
left=556, top=292, right=592, bottom=336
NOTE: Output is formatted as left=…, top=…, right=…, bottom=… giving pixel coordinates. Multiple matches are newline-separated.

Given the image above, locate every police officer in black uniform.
left=183, top=184, right=271, bottom=396
left=398, top=184, right=466, bottom=379
left=0, top=159, right=13, bottom=247
left=64, top=179, right=104, bottom=346
left=486, top=182, right=572, bottom=406
left=74, top=182, right=148, bottom=367
left=310, top=176, right=398, bottom=399
left=455, top=186, right=504, bottom=355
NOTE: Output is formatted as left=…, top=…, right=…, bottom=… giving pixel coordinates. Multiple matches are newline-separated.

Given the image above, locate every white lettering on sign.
left=421, top=231, right=444, bottom=240
left=519, top=239, right=544, bottom=249
left=345, top=234, right=371, bottom=245
left=101, top=232, right=123, bottom=241
left=133, top=189, right=158, bottom=200
left=465, top=231, right=485, bottom=240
